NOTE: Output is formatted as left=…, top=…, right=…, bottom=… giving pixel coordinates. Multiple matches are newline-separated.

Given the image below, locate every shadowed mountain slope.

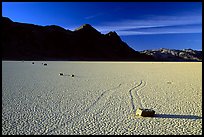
left=2, top=17, right=201, bottom=61
left=2, top=17, right=154, bottom=61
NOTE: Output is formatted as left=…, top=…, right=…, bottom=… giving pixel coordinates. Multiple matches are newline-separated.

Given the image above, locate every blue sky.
left=2, top=2, right=202, bottom=51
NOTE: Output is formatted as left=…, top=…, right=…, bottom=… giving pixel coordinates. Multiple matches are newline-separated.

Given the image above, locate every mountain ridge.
left=2, top=17, right=202, bottom=61
left=140, top=48, right=202, bottom=61
left=2, top=16, right=155, bottom=61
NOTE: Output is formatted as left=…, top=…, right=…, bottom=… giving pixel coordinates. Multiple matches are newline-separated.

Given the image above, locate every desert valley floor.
left=2, top=61, right=202, bottom=135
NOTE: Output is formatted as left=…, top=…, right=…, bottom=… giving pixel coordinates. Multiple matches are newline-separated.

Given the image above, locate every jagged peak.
left=74, top=24, right=102, bottom=36
left=106, top=31, right=118, bottom=36
left=75, top=24, right=97, bottom=31
left=106, top=31, right=121, bottom=41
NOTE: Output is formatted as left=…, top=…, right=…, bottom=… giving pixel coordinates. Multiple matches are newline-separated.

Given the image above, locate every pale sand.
left=2, top=61, right=202, bottom=135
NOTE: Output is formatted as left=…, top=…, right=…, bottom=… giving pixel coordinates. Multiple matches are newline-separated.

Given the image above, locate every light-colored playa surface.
left=2, top=61, right=202, bottom=135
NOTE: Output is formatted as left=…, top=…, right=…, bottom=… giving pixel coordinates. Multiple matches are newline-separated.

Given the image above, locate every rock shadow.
left=154, top=114, right=202, bottom=120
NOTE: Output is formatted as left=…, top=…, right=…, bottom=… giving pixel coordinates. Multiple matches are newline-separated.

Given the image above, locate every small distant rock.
left=44, top=63, right=47, bottom=66
left=71, top=74, right=74, bottom=77
left=59, top=73, right=63, bottom=76
left=32, top=62, right=34, bottom=64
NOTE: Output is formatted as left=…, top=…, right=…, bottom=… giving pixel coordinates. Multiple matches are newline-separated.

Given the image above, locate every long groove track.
left=129, top=80, right=147, bottom=113
left=44, top=83, right=122, bottom=134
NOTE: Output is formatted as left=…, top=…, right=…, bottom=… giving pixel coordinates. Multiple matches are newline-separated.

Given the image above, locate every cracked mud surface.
left=2, top=61, right=202, bottom=135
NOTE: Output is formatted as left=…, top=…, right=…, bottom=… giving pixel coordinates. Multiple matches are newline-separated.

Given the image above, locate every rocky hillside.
left=140, top=48, right=202, bottom=61
left=2, top=17, right=154, bottom=61
left=2, top=17, right=201, bottom=61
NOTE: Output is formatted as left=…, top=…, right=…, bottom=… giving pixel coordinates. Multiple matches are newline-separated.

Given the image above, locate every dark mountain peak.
left=2, top=16, right=156, bottom=61
left=107, top=31, right=118, bottom=36
left=44, top=25, right=67, bottom=32
left=75, top=24, right=96, bottom=31
left=106, top=31, right=121, bottom=41
left=74, top=24, right=101, bottom=36
left=76, top=24, right=92, bottom=29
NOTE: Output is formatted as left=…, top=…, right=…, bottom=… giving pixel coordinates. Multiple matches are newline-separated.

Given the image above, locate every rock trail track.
left=45, top=83, right=122, bottom=134
left=129, top=80, right=147, bottom=112
left=45, top=79, right=147, bottom=134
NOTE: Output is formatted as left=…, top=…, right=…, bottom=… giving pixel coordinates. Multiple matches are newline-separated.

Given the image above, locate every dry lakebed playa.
left=2, top=61, right=202, bottom=135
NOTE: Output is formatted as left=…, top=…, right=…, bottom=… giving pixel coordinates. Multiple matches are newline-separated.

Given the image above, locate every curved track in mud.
left=46, top=79, right=148, bottom=134
left=45, top=83, right=122, bottom=134
left=129, top=80, right=147, bottom=113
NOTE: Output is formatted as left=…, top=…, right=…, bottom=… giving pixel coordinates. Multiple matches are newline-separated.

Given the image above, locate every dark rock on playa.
left=136, top=108, right=155, bottom=117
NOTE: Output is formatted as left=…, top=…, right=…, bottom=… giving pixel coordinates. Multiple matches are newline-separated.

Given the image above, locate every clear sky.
left=2, top=2, right=202, bottom=51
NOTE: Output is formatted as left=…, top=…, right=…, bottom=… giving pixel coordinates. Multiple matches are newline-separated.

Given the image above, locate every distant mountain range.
left=140, top=48, right=202, bottom=61
left=2, top=17, right=202, bottom=61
